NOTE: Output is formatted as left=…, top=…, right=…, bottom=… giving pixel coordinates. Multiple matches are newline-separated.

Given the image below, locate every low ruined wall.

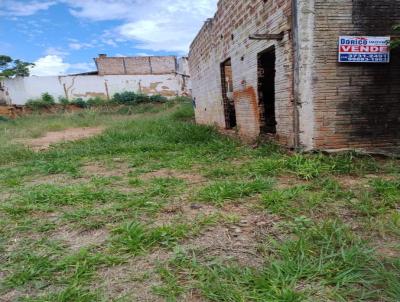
left=1, top=74, right=190, bottom=105
left=189, top=0, right=294, bottom=146
left=95, top=56, right=177, bottom=76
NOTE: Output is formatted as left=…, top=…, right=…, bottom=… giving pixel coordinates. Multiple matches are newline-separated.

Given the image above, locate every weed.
left=262, top=185, right=308, bottom=215
left=2, top=184, right=127, bottom=216
left=70, top=98, right=88, bottom=108
left=0, top=102, right=398, bottom=300
left=111, top=221, right=191, bottom=254
left=197, top=178, right=274, bottom=205
left=26, top=93, right=56, bottom=111
left=156, top=221, right=399, bottom=301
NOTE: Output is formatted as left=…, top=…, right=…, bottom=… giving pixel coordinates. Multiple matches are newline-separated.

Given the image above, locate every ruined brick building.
left=189, top=0, right=400, bottom=152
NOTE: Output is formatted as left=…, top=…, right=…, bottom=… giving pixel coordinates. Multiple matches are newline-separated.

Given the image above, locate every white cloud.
left=30, top=55, right=69, bottom=76
left=68, top=42, right=94, bottom=50
left=45, top=47, right=69, bottom=57
left=30, top=55, right=95, bottom=76
left=63, top=0, right=218, bottom=53
left=0, top=0, right=56, bottom=17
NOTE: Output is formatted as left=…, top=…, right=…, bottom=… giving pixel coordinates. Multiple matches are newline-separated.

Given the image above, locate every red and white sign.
left=339, top=36, right=391, bottom=63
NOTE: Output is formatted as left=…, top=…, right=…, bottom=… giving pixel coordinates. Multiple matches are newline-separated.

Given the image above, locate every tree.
left=0, top=55, right=34, bottom=78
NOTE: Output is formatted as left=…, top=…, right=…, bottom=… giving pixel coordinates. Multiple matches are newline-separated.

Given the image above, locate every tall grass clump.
left=25, top=93, right=56, bottom=110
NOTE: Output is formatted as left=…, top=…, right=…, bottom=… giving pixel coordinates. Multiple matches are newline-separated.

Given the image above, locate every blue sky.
left=0, top=0, right=217, bottom=76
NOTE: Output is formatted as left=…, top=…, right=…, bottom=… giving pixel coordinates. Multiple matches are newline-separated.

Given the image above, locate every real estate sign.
left=338, top=36, right=391, bottom=63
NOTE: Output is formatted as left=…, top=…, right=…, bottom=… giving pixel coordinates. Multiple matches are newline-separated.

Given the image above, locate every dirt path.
left=24, top=127, right=104, bottom=151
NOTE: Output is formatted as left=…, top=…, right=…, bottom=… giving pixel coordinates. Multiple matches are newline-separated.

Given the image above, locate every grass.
left=197, top=178, right=274, bottom=205
left=155, top=221, right=400, bottom=301
left=0, top=100, right=399, bottom=301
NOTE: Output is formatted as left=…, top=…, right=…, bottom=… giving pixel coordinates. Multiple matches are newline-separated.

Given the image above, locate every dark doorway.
left=221, top=59, right=237, bottom=129
left=258, top=47, right=277, bottom=134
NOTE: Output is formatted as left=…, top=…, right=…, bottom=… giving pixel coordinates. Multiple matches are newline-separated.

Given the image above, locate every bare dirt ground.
left=24, top=127, right=104, bottom=151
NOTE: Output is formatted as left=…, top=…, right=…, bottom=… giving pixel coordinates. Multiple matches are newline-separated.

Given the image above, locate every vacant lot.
left=0, top=101, right=399, bottom=302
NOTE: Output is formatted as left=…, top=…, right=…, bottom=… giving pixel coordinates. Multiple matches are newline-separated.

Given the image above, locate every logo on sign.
left=338, top=36, right=391, bottom=63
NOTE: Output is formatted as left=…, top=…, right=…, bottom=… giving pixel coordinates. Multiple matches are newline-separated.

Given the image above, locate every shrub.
left=171, top=96, right=192, bottom=103
left=112, top=92, right=167, bottom=105
left=86, top=97, right=107, bottom=108
left=70, top=98, right=88, bottom=108
left=25, top=93, right=56, bottom=110
left=149, top=94, right=168, bottom=103
left=0, top=116, right=10, bottom=122
left=41, top=93, right=55, bottom=105
left=112, top=92, right=137, bottom=105
left=135, top=93, right=150, bottom=103
left=58, top=97, right=70, bottom=107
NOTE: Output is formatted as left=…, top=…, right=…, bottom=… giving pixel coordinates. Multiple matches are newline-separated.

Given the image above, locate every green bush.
left=112, top=91, right=169, bottom=105
left=58, top=97, right=70, bottom=107
left=0, top=116, right=10, bottom=122
left=70, top=98, right=88, bottom=108
left=86, top=97, right=107, bottom=108
left=135, top=93, right=150, bottom=103
left=149, top=94, right=168, bottom=103
left=171, top=96, right=192, bottom=103
left=25, top=93, right=56, bottom=110
left=112, top=92, right=137, bottom=104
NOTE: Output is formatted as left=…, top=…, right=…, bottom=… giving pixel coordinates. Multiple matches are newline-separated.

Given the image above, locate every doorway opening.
left=258, top=47, right=277, bottom=134
left=220, top=59, right=237, bottom=129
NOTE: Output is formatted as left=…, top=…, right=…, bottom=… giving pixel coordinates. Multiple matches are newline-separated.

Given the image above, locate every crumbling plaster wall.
left=1, top=74, right=188, bottom=105
left=311, top=0, right=400, bottom=150
left=189, top=0, right=294, bottom=145
left=0, top=81, right=11, bottom=105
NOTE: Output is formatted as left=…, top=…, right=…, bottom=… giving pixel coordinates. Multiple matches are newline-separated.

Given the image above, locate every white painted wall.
left=0, top=74, right=190, bottom=105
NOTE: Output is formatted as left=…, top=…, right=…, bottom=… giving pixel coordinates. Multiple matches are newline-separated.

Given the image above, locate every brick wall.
left=95, top=56, right=177, bottom=76
left=311, top=0, right=400, bottom=150
left=124, top=57, right=151, bottom=75
left=189, top=0, right=295, bottom=145
left=96, top=57, right=125, bottom=75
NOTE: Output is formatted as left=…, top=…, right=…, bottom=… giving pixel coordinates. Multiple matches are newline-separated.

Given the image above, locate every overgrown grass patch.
left=155, top=220, right=400, bottom=301
left=196, top=178, right=274, bottom=205
left=1, top=101, right=399, bottom=300
left=261, top=178, right=353, bottom=217
left=1, top=184, right=128, bottom=216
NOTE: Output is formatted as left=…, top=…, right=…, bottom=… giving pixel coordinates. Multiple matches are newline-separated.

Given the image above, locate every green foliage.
left=112, top=91, right=168, bottom=105
left=112, top=221, right=191, bottom=254
left=156, top=221, right=400, bottom=301
left=135, top=93, right=150, bottom=103
left=350, top=178, right=400, bottom=217
left=25, top=93, right=56, bottom=110
left=58, top=97, right=70, bottom=107
left=70, top=98, right=88, bottom=108
left=0, top=102, right=399, bottom=301
left=171, top=100, right=194, bottom=121
left=86, top=96, right=107, bottom=108
left=0, top=116, right=10, bottom=122
left=112, top=91, right=137, bottom=104
left=197, top=178, right=274, bottom=205
left=0, top=55, right=34, bottom=78
left=149, top=94, right=168, bottom=103
left=2, top=184, right=127, bottom=216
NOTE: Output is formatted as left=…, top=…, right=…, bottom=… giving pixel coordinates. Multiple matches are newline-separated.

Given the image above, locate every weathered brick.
left=189, top=0, right=400, bottom=151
